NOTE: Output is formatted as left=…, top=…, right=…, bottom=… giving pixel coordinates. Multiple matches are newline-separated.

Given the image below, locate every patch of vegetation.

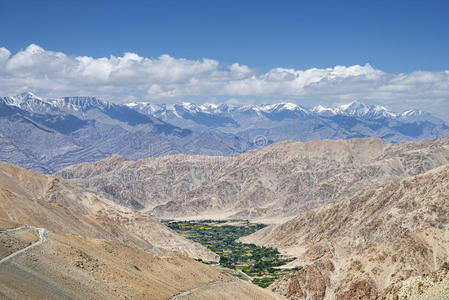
left=163, top=219, right=301, bottom=288
left=252, top=277, right=276, bottom=288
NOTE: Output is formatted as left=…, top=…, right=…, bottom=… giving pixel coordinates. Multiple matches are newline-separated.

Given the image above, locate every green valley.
left=162, top=220, right=301, bottom=288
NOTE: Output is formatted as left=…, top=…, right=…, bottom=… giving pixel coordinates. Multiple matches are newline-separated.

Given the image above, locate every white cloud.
left=0, top=44, right=449, bottom=119
left=0, top=47, right=11, bottom=66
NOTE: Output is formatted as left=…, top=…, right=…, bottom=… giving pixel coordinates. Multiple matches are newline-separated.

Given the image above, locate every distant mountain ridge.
left=0, top=92, right=252, bottom=173
left=128, top=99, right=445, bottom=124
left=129, top=99, right=449, bottom=143
left=5, top=92, right=446, bottom=126
left=1, top=92, right=449, bottom=173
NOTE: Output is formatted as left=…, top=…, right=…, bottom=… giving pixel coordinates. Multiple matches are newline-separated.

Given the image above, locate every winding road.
left=170, top=278, right=240, bottom=300
left=0, top=226, right=48, bottom=264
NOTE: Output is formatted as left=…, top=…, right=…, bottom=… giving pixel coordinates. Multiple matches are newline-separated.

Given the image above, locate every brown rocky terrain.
left=0, top=223, right=285, bottom=300
left=58, top=137, right=449, bottom=219
left=240, top=164, right=449, bottom=299
left=0, top=227, right=39, bottom=259
left=0, top=161, right=217, bottom=261
left=380, top=262, right=449, bottom=299
left=0, top=162, right=287, bottom=299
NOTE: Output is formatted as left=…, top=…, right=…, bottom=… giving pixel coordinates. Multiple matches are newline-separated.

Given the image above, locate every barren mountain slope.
left=0, top=161, right=217, bottom=261
left=240, top=164, right=449, bottom=299
left=58, top=137, right=449, bottom=219
left=0, top=224, right=285, bottom=300
left=380, top=262, right=449, bottom=300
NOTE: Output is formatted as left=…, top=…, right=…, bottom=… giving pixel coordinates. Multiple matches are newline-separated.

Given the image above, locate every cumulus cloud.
left=1, top=44, right=448, bottom=118
left=0, top=47, right=11, bottom=65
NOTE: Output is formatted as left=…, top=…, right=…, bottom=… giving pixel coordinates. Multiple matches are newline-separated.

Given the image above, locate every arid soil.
left=0, top=227, right=39, bottom=260
left=381, top=262, right=449, bottom=299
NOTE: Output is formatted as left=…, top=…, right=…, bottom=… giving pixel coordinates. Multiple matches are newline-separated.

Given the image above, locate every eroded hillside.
left=0, top=162, right=288, bottom=299
left=0, top=225, right=285, bottom=300
left=58, top=137, right=449, bottom=220
left=240, top=164, right=449, bottom=299
left=0, top=161, right=217, bottom=261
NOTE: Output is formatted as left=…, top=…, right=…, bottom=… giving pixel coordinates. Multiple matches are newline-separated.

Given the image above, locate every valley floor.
left=163, top=219, right=301, bottom=288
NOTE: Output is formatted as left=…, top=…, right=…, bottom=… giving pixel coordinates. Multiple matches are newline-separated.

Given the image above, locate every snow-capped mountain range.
left=128, top=99, right=438, bottom=121
left=127, top=99, right=445, bottom=129
left=1, top=92, right=448, bottom=173
left=5, top=92, right=442, bottom=124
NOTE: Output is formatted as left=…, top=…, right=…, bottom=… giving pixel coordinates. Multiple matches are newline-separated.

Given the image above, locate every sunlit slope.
left=241, top=164, right=449, bottom=299
left=0, top=161, right=217, bottom=261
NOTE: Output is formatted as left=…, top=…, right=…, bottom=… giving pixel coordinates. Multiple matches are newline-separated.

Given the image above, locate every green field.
left=162, top=220, right=301, bottom=288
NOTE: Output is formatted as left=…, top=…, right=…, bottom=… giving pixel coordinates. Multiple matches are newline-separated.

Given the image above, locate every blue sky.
left=0, top=0, right=449, bottom=119
left=1, top=0, right=448, bottom=73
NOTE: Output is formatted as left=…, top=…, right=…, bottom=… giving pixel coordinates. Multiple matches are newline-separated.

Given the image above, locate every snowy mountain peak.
left=126, top=101, right=161, bottom=112
left=338, top=100, right=364, bottom=111
left=401, top=109, right=423, bottom=117
left=126, top=102, right=139, bottom=107
left=3, top=92, right=45, bottom=107
left=311, top=105, right=337, bottom=116
left=0, top=92, right=53, bottom=113
left=180, top=102, right=202, bottom=113
left=279, top=102, right=304, bottom=111
left=62, top=96, right=109, bottom=108
left=15, top=91, right=42, bottom=101
left=199, top=103, right=233, bottom=114
left=337, top=101, right=397, bottom=118
left=337, top=101, right=375, bottom=114
left=399, top=109, right=444, bottom=124
left=311, top=101, right=397, bottom=119
left=258, top=102, right=307, bottom=113
left=42, top=96, right=116, bottom=114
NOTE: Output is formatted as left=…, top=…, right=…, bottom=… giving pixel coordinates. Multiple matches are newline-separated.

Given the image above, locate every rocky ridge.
left=59, top=137, right=449, bottom=219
